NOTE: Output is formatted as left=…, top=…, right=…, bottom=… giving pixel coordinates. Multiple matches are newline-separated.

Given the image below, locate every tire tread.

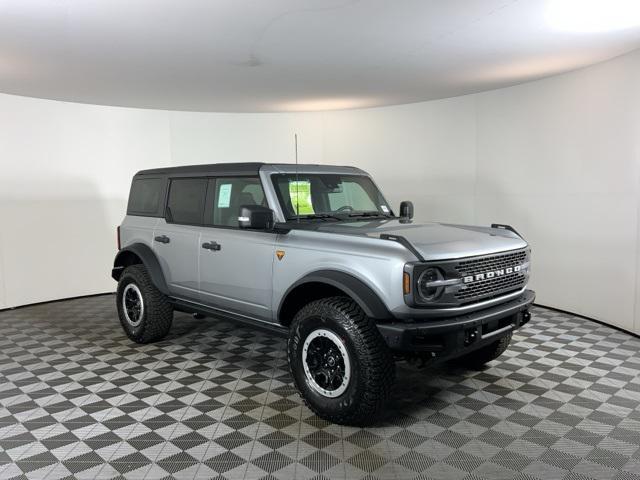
left=288, top=296, right=395, bottom=426
left=117, top=264, right=173, bottom=343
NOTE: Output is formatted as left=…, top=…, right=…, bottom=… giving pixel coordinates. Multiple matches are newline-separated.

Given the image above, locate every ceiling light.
left=278, top=97, right=376, bottom=112
left=546, top=0, right=640, bottom=33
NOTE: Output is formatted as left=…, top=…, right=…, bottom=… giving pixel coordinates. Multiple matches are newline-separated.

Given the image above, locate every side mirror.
left=238, top=205, right=275, bottom=230
left=399, top=201, right=414, bottom=219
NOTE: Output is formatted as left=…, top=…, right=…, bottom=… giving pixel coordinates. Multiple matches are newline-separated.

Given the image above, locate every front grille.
left=455, top=249, right=528, bottom=275
left=454, top=249, right=528, bottom=302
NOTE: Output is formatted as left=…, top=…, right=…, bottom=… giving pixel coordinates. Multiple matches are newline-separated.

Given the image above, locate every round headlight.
left=417, top=267, right=444, bottom=301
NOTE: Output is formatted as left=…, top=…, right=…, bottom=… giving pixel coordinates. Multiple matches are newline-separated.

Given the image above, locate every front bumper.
left=377, top=289, right=535, bottom=361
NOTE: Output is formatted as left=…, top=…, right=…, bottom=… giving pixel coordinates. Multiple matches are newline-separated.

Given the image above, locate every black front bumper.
left=377, top=290, right=535, bottom=361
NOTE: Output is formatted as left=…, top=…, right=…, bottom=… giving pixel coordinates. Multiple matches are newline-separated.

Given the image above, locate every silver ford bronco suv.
left=112, top=163, right=534, bottom=425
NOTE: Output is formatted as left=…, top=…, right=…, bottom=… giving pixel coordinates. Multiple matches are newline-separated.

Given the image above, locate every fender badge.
left=276, top=250, right=285, bottom=261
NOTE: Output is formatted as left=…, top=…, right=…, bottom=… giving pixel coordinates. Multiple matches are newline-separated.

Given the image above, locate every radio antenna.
left=294, top=133, right=300, bottom=223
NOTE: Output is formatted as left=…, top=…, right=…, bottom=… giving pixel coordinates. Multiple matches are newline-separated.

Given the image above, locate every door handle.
left=154, top=235, right=170, bottom=244
left=202, top=241, right=221, bottom=251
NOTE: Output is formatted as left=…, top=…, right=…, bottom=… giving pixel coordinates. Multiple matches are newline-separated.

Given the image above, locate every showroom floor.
left=0, top=296, right=639, bottom=480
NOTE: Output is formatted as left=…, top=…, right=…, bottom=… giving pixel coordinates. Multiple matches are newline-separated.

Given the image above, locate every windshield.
left=272, top=173, right=393, bottom=220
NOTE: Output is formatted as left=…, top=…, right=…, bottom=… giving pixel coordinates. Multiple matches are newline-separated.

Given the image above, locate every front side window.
left=166, top=178, right=207, bottom=224
left=272, top=174, right=391, bottom=220
left=212, top=177, right=266, bottom=227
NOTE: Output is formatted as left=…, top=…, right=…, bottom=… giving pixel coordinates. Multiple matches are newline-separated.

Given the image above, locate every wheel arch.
left=278, top=270, right=391, bottom=327
left=112, top=243, right=170, bottom=295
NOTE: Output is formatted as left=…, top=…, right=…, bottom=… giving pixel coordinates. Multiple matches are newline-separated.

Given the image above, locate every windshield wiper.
left=348, top=211, right=393, bottom=218
left=287, top=213, right=343, bottom=221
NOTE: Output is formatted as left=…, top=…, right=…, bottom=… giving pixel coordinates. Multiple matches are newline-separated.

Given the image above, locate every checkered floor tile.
left=1, top=295, right=640, bottom=479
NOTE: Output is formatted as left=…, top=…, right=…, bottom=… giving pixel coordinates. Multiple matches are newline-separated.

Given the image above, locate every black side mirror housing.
left=238, top=205, right=275, bottom=230
left=399, top=201, right=414, bottom=219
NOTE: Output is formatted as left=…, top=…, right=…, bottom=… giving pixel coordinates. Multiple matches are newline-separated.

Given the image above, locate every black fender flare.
left=278, top=270, right=391, bottom=321
left=111, top=243, right=170, bottom=295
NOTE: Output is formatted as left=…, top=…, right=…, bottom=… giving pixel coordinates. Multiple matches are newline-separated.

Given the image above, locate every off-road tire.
left=288, top=296, right=395, bottom=426
left=116, top=264, right=173, bottom=344
left=455, top=332, right=512, bottom=369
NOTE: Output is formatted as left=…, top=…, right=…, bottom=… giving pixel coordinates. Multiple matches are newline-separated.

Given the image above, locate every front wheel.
left=287, top=296, right=395, bottom=426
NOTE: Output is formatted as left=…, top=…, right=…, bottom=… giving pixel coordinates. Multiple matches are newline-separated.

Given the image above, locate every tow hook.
left=464, top=327, right=478, bottom=346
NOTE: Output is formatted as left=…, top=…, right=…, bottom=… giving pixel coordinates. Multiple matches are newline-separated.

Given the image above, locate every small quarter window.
left=166, top=178, right=208, bottom=225
left=127, top=178, right=164, bottom=215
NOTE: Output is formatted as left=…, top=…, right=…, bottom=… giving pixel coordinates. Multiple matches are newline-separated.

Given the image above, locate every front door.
left=199, top=176, right=276, bottom=322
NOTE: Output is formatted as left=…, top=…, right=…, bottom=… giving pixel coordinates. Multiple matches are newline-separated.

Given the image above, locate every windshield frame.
left=270, top=173, right=395, bottom=222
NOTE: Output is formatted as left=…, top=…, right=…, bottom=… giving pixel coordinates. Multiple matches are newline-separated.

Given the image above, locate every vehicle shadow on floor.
left=379, top=361, right=494, bottom=425
left=160, top=312, right=491, bottom=415
left=158, top=312, right=493, bottom=425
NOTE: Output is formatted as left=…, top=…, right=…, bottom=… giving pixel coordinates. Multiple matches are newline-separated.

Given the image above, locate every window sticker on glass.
left=218, top=184, right=232, bottom=208
left=381, top=205, right=389, bottom=213
left=289, top=181, right=314, bottom=215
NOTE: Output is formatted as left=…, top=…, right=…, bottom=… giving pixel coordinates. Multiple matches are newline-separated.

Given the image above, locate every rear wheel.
left=287, top=296, right=395, bottom=426
left=116, top=264, right=173, bottom=343
left=455, top=332, right=512, bottom=369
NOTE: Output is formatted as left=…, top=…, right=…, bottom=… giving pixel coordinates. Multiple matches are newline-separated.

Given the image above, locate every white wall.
left=0, top=94, right=172, bottom=308
left=314, top=50, right=640, bottom=333
left=0, top=97, right=327, bottom=309
left=475, top=50, right=640, bottom=333
left=321, top=96, right=478, bottom=225
left=1, top=49, right=638, bottom=335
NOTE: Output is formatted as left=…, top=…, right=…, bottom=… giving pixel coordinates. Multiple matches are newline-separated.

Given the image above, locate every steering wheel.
left=335, top=205, right=354, bottom=213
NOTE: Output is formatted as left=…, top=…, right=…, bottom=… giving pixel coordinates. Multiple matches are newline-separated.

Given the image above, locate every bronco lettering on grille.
left=463, top=265, right=522, bottom=284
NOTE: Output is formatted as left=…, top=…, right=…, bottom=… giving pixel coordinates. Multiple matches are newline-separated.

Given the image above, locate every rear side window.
left=127, top=178, right=164, bottom=216
left=166, top=178, right=208, bottom=225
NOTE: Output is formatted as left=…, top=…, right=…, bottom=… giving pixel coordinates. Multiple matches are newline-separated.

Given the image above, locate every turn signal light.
left=117, top=226, right=121, bottom=251
left=403, top=272, right=411, bottom=295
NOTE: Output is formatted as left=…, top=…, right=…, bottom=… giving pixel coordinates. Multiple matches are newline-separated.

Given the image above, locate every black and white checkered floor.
left=1, top=295, right=640, bottom=480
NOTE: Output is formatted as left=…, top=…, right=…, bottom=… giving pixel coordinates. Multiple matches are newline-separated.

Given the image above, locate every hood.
left=311, top=219, right=528, bottom=261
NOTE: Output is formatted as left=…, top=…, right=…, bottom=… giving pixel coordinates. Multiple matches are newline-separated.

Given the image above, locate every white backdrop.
left=1, top=49, right=638, bottom=334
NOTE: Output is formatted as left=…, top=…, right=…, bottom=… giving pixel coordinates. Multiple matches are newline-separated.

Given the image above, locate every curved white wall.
left=0, top=98, right=326, bottom=309
left=474, top=51, right=640, bottom=334
left=319, top=49, right=640, bottom=334
left=1, top=49, right=638, bottom=334
left=0, top=95, right=171, bottom=309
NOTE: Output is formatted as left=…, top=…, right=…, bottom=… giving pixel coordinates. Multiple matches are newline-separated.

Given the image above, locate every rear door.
left=153, top=177, right=207, bottom=301
left=198, top=176, right=277, bottom=322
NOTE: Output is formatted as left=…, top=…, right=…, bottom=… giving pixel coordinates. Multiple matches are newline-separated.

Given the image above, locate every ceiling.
left=1, top=0, right=639, bottom=112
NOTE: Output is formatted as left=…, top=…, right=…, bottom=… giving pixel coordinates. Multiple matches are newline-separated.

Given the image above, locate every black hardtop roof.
left=135, top=162, right=362, bottom=177
left=135, top=162, right=265, bottom=177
